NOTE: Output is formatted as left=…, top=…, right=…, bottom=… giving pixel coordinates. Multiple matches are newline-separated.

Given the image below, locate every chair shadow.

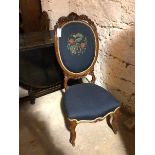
left=19, top=102, right=65, bottom=155
left=104, top=28, right=135, bottom=155
left=116, top=111, right=135, bottom=155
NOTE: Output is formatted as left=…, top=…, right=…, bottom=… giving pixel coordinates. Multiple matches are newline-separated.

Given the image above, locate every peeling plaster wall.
left=41, top=0, right=135, bottom=114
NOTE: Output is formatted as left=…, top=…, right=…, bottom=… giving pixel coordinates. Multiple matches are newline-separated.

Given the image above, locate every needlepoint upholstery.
left=58, top=22, right=96, bottom=73
left=64, top=83, right=120, bottom=120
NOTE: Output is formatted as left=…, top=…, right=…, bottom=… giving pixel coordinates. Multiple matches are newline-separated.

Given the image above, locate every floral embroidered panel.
left=67, top=33, right=87, bottom=55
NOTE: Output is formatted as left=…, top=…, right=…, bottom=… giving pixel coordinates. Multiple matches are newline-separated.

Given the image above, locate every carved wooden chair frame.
left=54, top=12, right=120, bottom=146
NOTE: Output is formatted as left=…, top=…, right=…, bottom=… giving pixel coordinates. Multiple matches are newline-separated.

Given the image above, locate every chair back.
left=54, top=12, right=99, bottom=83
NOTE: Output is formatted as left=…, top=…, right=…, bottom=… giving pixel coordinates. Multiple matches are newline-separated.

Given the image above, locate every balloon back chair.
left=54, top=12, right=120, bottom=146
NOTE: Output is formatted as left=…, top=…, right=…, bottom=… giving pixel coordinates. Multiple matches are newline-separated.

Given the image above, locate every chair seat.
left=64, top=83, right=120, bottom=120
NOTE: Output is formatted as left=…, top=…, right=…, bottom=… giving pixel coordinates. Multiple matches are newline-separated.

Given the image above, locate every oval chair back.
left=54, top=12, right=99, bottom=80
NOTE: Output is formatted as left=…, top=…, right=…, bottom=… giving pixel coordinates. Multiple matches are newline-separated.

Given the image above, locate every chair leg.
left=106, top=115, right=113, bottom=132
left=68, top=120, right=77, bottom=146
left=111, top=112, right=118, bottom=134
left=106, top=113, right=118, bottom=134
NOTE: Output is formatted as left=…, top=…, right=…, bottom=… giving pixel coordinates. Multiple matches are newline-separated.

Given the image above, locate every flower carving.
left=67, top=33, right=87, bottom=55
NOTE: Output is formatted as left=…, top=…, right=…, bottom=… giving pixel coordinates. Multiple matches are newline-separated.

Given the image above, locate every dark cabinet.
left=19, top=31, right=81, bottom=104
left=19, top=31, right=64, bottom=104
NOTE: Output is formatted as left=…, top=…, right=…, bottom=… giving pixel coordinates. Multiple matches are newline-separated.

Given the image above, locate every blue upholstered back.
left=58, top=22, right=96, bottom=73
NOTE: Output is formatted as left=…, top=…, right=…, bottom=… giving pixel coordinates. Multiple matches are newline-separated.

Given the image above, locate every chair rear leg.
left=68, top=120, right=77, bottom=146
left=106, top=115, right=113, bottom=131
left=111, top=113, right=118, bottom=134
left=106, top=113, right=118, bottom=134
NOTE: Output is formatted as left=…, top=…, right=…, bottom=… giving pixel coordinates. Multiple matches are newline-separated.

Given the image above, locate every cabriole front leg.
left=68, top=120, right=77, bottom=146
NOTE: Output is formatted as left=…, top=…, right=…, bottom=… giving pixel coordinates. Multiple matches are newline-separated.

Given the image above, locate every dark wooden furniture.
left=54, top=12, right=120, bottom=146
left=19, top=30, right=81, bottom=104
left=19, top=0, right=70, bottom=104
left=19, top=0, right=45, bottom=33
left=20, top=31, right=63, bottom=104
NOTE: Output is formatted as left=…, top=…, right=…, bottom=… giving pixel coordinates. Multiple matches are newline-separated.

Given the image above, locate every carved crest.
left=54, top=12, right=97, bottom=31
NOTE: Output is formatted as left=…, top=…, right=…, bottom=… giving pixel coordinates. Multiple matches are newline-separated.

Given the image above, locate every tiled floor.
left=19, top=90, right=134, bottom=155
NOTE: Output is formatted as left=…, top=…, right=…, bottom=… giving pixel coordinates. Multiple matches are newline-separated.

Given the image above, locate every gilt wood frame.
left=54, top=12, right=99, bottom=89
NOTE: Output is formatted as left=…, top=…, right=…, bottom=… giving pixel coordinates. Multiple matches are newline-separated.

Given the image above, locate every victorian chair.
left=54, top=12, right=120, bottom=146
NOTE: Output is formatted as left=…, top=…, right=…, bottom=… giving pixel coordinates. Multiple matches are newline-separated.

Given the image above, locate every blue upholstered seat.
left=64, top=83, right=120, bottom=120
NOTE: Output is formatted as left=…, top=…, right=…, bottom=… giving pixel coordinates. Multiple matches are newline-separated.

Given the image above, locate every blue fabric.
left=59, top=22, right=95, bottom=73
left=64, top=83, right=120, bottom=120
